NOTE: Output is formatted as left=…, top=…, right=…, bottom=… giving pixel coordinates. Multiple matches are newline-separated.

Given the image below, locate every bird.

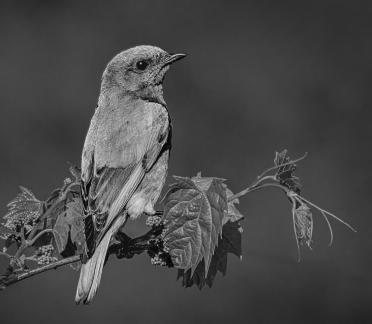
left=75, top=45, right=186, bottom=304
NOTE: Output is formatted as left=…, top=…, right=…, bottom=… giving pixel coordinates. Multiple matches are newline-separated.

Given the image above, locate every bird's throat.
left=136, top=83, right=166, bottom=107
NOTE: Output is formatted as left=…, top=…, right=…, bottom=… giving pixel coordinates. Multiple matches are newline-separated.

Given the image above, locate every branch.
left=1, top=223, right=167, bottom=288
left=1, top=256, right=80, bottom=288
left=0, top=171, right=299, bottom=288
left=0, top=150, right=355, bottom=292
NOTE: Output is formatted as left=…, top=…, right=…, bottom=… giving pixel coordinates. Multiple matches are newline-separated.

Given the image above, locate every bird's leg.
left=110, top=211, right=165, bottom=260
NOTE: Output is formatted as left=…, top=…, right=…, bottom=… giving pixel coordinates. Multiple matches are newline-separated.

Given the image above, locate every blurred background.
left=0, top=0, right=371, bottom=323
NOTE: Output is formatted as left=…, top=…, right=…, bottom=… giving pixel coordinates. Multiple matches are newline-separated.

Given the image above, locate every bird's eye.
left=136, top=60, right=149, bottom=71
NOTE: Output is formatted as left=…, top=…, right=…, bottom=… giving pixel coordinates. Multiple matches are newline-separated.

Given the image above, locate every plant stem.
left=27, top=229, right=55, bottom=247
left=229, top=182, right=289, bottom=202
left=295, top=195, right=357, bottom=232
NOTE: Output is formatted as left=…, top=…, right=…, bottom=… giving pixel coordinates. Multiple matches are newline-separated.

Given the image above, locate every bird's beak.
left=162, top=53, right=187, bottom=67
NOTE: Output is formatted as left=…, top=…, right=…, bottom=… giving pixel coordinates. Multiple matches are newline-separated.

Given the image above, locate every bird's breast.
left=91, top=97, right=169, bottom=168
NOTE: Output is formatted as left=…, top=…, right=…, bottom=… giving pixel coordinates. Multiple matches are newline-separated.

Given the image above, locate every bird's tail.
left=75, top=232, right=111, bottom=305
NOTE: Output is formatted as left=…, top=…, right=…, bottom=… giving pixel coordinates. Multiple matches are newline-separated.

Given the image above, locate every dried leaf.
left=294, top=203, right=313, bottom=248
left=274, top=150, right=301, bottom=193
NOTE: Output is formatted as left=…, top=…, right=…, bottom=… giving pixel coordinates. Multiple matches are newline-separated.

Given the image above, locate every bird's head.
left=101, top=45, right=186, bottom=106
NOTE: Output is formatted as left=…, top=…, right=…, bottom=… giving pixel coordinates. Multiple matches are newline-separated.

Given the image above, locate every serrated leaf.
left=177, top=220, right=243, bottom=289
left=200, top=176, right=227, bottom=271
left=162, top=174, right=227, bottom=276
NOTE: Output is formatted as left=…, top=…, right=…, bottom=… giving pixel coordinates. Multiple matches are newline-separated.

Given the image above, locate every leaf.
left=53, top=215, right=69, bottom=254
left=294, top=203, right=313, bottom=248
left=69, top=165, right=81, bottom=182
left=177, top=220, right=243, bottom=289
left=223, top=185, right=244, bottom=225
left=53, top=198, right=84, bottom=254
left=0, top=267, right=17, bottom=290
left=67, top=199, right=84, bottom=254
left=274, top=150, right=301, bottom=193
left=2, top=187, right=42, bottom=231
left=162, top=174, right=227, bottom=275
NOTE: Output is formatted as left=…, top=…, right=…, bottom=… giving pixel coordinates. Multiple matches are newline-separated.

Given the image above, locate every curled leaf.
left=274, top=150, right=301, bottom=193
left=293, top=203, right=313, bottom=248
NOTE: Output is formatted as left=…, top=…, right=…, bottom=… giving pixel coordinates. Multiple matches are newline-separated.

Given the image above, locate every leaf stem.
left=320, top=210, right=334, bottom=246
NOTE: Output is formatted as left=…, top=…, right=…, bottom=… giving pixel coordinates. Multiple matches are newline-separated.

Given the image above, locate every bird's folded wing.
left=81, top=110, right=169, bottom=257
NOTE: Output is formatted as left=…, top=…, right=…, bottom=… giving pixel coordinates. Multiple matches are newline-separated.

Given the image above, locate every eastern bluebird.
left=75, top=45, right=185, bottom=304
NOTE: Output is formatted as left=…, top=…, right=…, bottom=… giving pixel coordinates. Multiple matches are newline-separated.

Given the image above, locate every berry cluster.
left=36, top=244, right=58, bottom=265
left=145, top=215, right=162, bottom=227
left=150, top=254, right=167, bottom=266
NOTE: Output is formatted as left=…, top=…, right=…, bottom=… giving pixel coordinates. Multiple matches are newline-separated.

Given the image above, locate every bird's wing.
left=81, top=103, right=170, bottom=257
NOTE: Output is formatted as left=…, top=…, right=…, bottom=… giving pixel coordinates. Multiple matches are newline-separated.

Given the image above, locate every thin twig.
left=320, top=210, right=334, bottom=246
left=296, top=195, right=357, bottom=232
left=228, top=182, right=289, bottom=201
left=228, top=152, right=307, bottom=202
left=2, top=255, right=80, bottom=287
left=256, top=152, right=308, bottom=180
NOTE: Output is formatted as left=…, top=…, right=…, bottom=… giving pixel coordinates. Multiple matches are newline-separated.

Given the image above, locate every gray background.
left=0, top=0, right=371, bottom=323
